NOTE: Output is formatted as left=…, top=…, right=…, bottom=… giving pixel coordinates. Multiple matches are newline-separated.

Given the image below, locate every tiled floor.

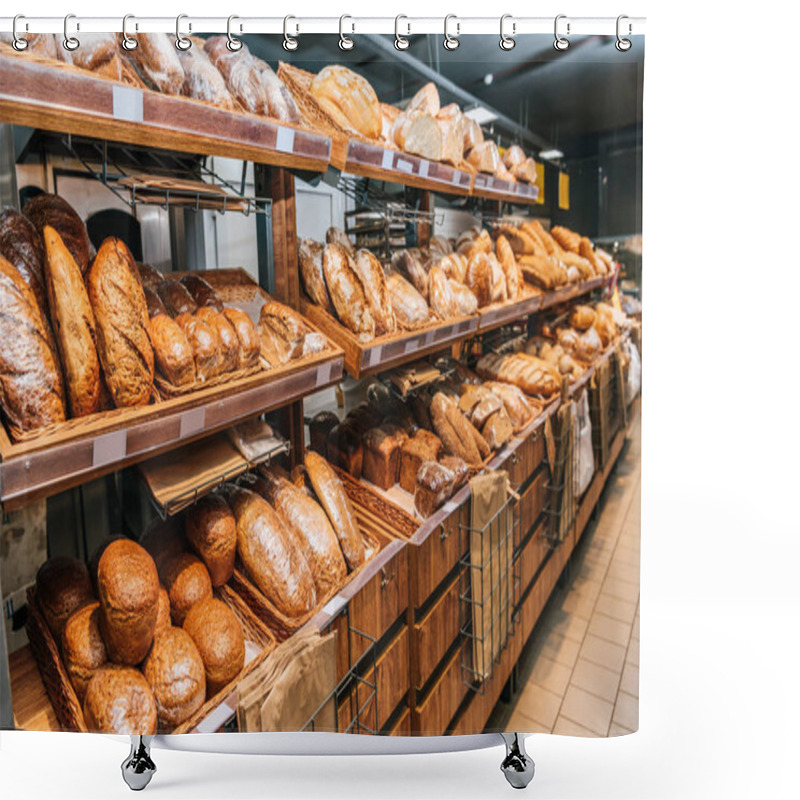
left=489, top=413, right=640, bottom=737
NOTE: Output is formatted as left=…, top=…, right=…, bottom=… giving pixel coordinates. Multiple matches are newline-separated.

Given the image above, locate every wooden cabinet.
left=388, top=705, right=411, bottom=736
left=518, top=518, right=548, bottom=593
left=412, top=643, right=467, bottom=736
left=517, top=468, right=547, bottom=547
left=359, top=626, right=410, bottom=731
left=413, top=573, right=461, bottom=690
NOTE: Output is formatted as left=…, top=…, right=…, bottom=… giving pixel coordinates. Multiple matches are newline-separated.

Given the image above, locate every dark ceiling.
left=243, top=33, right=644, bottom=156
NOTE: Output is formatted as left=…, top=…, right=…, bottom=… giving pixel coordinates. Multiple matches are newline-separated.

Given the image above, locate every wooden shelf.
left=472, top=172, right=540, bottom=204
left=476, top=286, right=543, bottom=333
left=539, top=276, right=608, bottom=309
left=0, top=54, right=333, bottom=172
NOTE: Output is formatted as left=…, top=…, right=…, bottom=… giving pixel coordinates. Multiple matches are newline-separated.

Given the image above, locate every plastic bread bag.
left=573, top=389, right=595, bottom=498
left=625, top=339, right=642, bottom=402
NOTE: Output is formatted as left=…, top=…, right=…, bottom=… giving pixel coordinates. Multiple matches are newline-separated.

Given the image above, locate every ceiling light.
left=538, top=149, right=564, bottom=161
left=463, top=105, right=498, bottom=125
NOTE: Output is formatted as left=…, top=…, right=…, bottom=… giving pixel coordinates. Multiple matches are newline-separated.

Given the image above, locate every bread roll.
left=0, top=207, right=48, bottom=313
left=42, top=226, right=101, bottom=417
left=224, top=485, right=317, bottom=617
left=310, top=65, right=381, bottom=140
left=304, top=451, right=366, bottom=571
left=221, top=308, right=260, bottom=369
left=97, top=540, right=160, bottom=666
left=386, top=272, right=430, bottom=330
left=160, top=552, right=213, bottom=626
left=570, top=305, right=597, bottom=331
left=83, top=665, right=158, bottom=734
left=195, top=307, right=239, bottom=374
left=322, top=244, right=374, bottom=341
left=126, top=33, right=184, bottom=94
left=24, top=194, right=91, bottom=278
left=35, top=557, right=93, bottom=642
left=183, top=597, right=245, bottom=696
left=143, top=627, right=206, bottom=730
left=88, top=237, right=154, bottom=407
left=147, top=314, right=196, bottom=386
left=185, top=494, right=236, bottom=587
left=62, top=601, right=107, bottom=702
left=180, top=274, right=224, bottom=311
left=154, top=586, right=171, bottom=635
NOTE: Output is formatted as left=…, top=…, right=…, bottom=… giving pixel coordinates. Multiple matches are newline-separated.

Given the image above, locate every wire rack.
left=589, top=348, right=625, bottom=471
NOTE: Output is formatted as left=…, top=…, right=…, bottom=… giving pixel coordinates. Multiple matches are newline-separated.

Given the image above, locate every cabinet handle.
left=439, top=523, right=452, bottom=542
left=511, top=452, right=520, bottom=465
left=380, top=567, right=395, bottom=588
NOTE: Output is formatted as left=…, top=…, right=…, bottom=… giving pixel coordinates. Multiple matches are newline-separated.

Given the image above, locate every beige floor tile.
left=559, top=685, right=614, bottom=736
left=514, top=683, right=563, bottom=729
left=619, top=661, right=639, bottom=697
left=626, top=638, right=640, bottom=667
left=631, top=615, right=640, bottom=639
left=546, top=611, right=589, bottom=643
left=616, top=532, right=641, bottom=553
left=587, top=613, right=633, bottom=647
left=570, top=658, right=621, bottom=703
left=539, top=632, right=582, bottom=668
left=580, top=634, right=627, bottom=673
left=569, top=575, right=604, bottom=602
left=594, top=593, right=638, bottom=624
left=612, top=546, right=641, bottom=568
left=559, top=590, right=597, bottom=621
left=552, top=715, right=600, bottom=737
left=612, top=690, right=639, bottom=731
left=508, top=708, right=552, bottom=734
left=601, top=576, right=640, bottom=604
left=608, top=722, right=635, bottom=737
left=528, top=655, right=573, bottom=697
left=605, top=559, right=640, bottom=584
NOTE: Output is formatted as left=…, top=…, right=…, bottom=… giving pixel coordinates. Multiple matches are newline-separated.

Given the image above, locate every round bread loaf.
left=183, top=597, right=245, bottom=696
left=154, top=586, right=171, bottom=635
left=185, top=494, right=236, bottom=587
left=62, top=601, right=107, bottom=702
left=97, top=540, right=159, bottom=666
left=143, top=627, right=206, bottom=730
left=160, top=552, right=213, bottom=626
left=88, top=534, right=126, bottom=595
left=35, top=556, right=93, bottom=641
left=83, top=665, right=158, bottom=734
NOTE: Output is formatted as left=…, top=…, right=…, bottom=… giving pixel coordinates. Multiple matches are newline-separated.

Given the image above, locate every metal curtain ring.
left=63, top=14, right=79, bottom=51
left=339, top=15, right=354, bottom=50
left=227, top=15, right=242, bottom=51
left=394, top=15, right=410, bottom=50
left=122, top=15, right=138, bottom=51
left=12, top=15, right=28, bottom=51
left=443, top=14, right=460, bottom=51
left=554, top=14, right=570, bottom=51
left=283, top=16, right=298, bottom=51
left=500, top=14, right=515, bottom=50
left=616, top=14, right=632, bottom=51
left=175, top=14, right=192, bottom=50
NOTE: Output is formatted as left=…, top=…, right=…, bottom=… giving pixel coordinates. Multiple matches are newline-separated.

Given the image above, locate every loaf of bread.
left=448, top=279, right=479, bottom=316
left=175, top=312, right=221, bottom=381
left=148, top=313, right=196, bottom=386
left=177, top=41, right=234, bottom=108
left=439, top=253, right=467, bottom=283
left=43, top=226, right=101, bottom=417
left=519, top=254, right=568, bottom=290
left=83, top=665, right=158, bottom=734
left=224, top=485, right=317, bottom=617
left=304, top=451, right=366, bottom=571
left=195, top=307, right=239, bottom=374
left=136, top=263, right=165, bottom=291
left=0, top=253, right=67, bottom=432
left=259, top=302, right=309, bottom=360
left=476, top=352, right=562, bottom=399
left=496, top=235, right=521, bottom=300
left=353, top=249, right=396, bottom=335
left=204, top=37, right=266, bottom=114
left=88, top=237, right=154, bottom=407
left=298, top=239, right=333, bottom=313
left=143, top=286, right=167, bottom=318
left=487, top=253, right=508, bottom=303
left=465, top=251, right=493, bottom=308
left=392, top=111, right=443, bottom=162
left=97, top=539, right=160, bottom=666
left=439, top=455, right=469, bottom=490
left=322, top=244, right=375, bottom=341
left=221, top=308, right=260, bottom=369
left=185, top=493, right=237, bottom=587
left=252, top=58, right=302, bottom=123
left=414, top=461, right=455, bottom=518
left=458, top=386, right=504, bottom=429
left=512, top=158, right=538, bottom=184
left=481, top=381, right=535, bottom=429
left=399, top=430, right=443, bottom=494
left=325, top=227, right=356, bottom=259
left=430, top=392, right=482, bottom=465
left=0, top=207, right=48, bottom=313
left=160, top=552, right=213, bottom=626
left=125, top=33, right=184, bottom=94
left=24, top=194, right=91, bottom=277
left=482, top=407, right=513, bottom=450
left=463, top=117, right=484, bottom=153
left=428, top=265, right=459, bottom=320
left=143, top=626, right=206, bottom=730
left=309, top=410, right=339, bottom=456
left=574, top=327, right=603, bottom=361
left=35, top=557, right=93, bottom=642
left=551, top=225, right=581, bottom=254
left=570, top=305, right=597, bottom=331
left=327, top=422, right=363, bottom=479
left=310, top=65, right=381, bottom=140
left=386, top=272, right=430, bottom=330
left=180, top=274, right=224, bottom=311
left=155, top=586, right=171, bottom=635
left=436, top=104, right=465, bottom=166
left=182, top=597, right=244, bottom=696
left=467, top=141, right=501, bottom=174
left=157, top=280, right=197, bottom=317
left=62, top=601, right=107, bottom=702
left=259, top=471, right=347, bottom=596
left=362, top=425, right=409, bottom=490
left=391, top=248, right=429, bottom=300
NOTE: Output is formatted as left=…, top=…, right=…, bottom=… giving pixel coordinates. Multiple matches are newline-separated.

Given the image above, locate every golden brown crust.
left=322, top=244, right=374, bottom=341
left=0, top=207, right=48, bottom=314
left=126, top=33, right=184, bottom=95
left=310, top=65, right=381, bottom=140
left=386, top=272, right=430, bottom=330
left=24, top=194, right=91, bottom=277
left=465, top=251, right=493, bottom=308
left=154, top=587, right=171, bottom=635
left=353, top=249, right=396, bottom=335
left=180, top=274, right=224, bottom=311
left=195, top=307, right=239, bottom=374
left=551, top=225, right=581, bottom=254
left=222, top=308, right=260, bottom=369
left=83, top=665, right=158, bottom=734
left=147, top=314, right=196, bottom=386
left=185, top=494, right=237, bottom=588
left=159, top=552, right=213, bottom=626
left=496, top=235, right=521, bottom=299
left=88, top=237, right=154, bottom=407
left=157, top=279, right=198, bottom=317
left=62, top=601, right=107, bottom=702
left=570, top=305, right=597, bottom=331
left=35, top=556, right=93, bottom=642
left=298, top=239, right=333, bottom=312
left=175, top=312, right=221, bottom=381
left=204, top=36, right=266, bottom=114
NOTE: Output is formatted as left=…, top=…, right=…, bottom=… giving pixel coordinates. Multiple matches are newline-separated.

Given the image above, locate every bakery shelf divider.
left=472, top=172, right=540, bottom=204
left=0, top=54, right=332, bottom=172
left=476, top=285, right=543, bottom=333
left=539, top=276, right=609, bottom=310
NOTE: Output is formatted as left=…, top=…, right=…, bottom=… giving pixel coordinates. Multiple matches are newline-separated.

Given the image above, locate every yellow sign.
left=534, top=162, right=545, bottom=205
left=558, top=172, right=570, bottom=210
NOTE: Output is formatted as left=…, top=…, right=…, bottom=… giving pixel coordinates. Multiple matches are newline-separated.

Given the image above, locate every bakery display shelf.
left=476, top=285, right=543, bottom=333
left=300, top=298, right=479, bottom=380
left=0, top=54, right=332, bottom=173
left=539, top=276, right=608, bottom=309
left=471, top=172, right=540, bottom=204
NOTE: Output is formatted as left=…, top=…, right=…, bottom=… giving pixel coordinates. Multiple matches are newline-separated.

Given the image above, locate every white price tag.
left=381, top=149, right=394, bottom=170
left=112, top=86, right=143, bottom=123
left=404, top=338, right=417, bottom=354
left=418, top=160, right=429, bottom=178
left=275, top=127, right=295, bottom=154
left=316, top=361, right=333, bottom=387
left=396, top=158, right=414, bottom=174
left=180, top=407, right=206, bottom=439
left=442, top=500, right=458, bottom=515
left=93, top=430, right=126, bottom=468
left=322, top=595, right=347, bottom=618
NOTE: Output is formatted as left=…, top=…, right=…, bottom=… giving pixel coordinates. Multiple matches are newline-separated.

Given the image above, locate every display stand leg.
left=121, top=735, right=156, bottom=791
left=500, top=733, right=535, bottom=789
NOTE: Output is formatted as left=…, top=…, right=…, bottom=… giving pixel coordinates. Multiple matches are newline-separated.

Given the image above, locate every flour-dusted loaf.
left=310, top=65, right=381, bottom=140
left=391, top=248, right=429, bottom=300
left=83, top=665, right=158, bottom=734
left=147, top=313, right=196, bottom=386
left=325, top=227, right=356, bottom=259
left=430, top=392, right=482, bottom=465
left=465, top=250, right=493, bottom=308
left=0, top=254, right=66, bottom=432
left=204, top=36, right=266, bottom=114
left=177, top=41, right=234, bottom=108
left=224, top=485, right=317, bottom=617
left=42, top=226, right=101, bottom=418
left=476, top=352, right=562, bottom=399
left=88, top=237, right=154, bottom=407
left=353, top=249, right=396, bottom=335
left=125, top=33, right=184, bottom=94
left=0, top=207, right=48, bottom=313
left=322, top=243, right=374, bottom=341
left=97, top=539, right=160, bottom=666
left=481, top=381, right=535, bottom=429
left=222, top=308, right=260, bottom=369
left=195, top=307, right=239, bottom=374
left=253, top=58, right=302, bottom=123
left=496, top=235, right=521, bottom=300
left=304, top=451, right=366, bottom=571
left=386, top=272, right=430, bottom=330
left=35, top=556, right=93, bottom=642
left=183, top=597, right=245, bottom=696
left=448, top=279, right=479, bottom=316
left=482, top=407, right=513, bottom=450
left=157, top=279, right=198, bottom=317
left=298, top=239, right=333, bottom=312
left=62, top=601, right=107, bottom=703
left=24, top=194, right=91, bottom=277
left=428, top=265, right=459, bottom=320
left=185, top=493, right=237, bottom=587
left=143, top=626, right=206, bottom=730
left=159, top=552, right=213, bottom=627
left=175, top=312, right=221, bottom=381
